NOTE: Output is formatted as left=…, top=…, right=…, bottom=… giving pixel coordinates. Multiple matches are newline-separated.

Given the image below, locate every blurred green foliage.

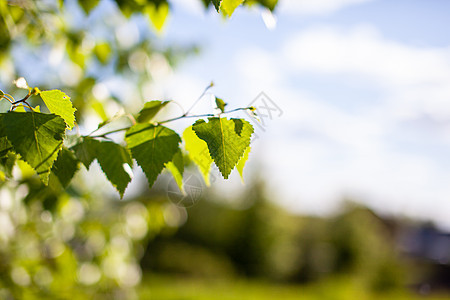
left=139, top=274, right=450, bottom=300
left=143, top=180, right=413, bottom=294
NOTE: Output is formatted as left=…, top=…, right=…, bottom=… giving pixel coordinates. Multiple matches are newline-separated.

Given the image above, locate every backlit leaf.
left=137, top=100, right=170, bottom=123
left=126, top=124, right=180, bottom=188
left=40, top=90, right=76, bottom=130
left=236, top=145, right=250, bottom=183
left=193, top=118, right=253, bottom=179
left=3, top=112, right=66, bottom=184
left=183, top=125, right=213, bottom=186
left=165, top=149, right=184, bottom=193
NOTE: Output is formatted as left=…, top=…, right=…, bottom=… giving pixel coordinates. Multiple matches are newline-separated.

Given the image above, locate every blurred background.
left=0, top=0, right=449, bottom=299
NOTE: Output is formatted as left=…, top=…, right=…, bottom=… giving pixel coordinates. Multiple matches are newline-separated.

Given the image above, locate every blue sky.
left=154, top=0, right=450, bottom=230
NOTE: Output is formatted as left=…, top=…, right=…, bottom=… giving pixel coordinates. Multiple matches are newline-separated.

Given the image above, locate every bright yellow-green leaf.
left=94, top=42, right=112, bottom=64
left=91, top=100, right=108, bottom=121
left=236, top=146, right=250, bottom=183
left=183, top=126, right=213, bottom=186
left=221, top=0, right=245, bottom=16
left=40, top=90, right=76, bottom=130
left=145, top=2, right=169, bottom=33
left=165, top=149, right=184, bottom=193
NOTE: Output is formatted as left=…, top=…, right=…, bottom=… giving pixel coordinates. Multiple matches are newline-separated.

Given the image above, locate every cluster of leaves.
left=0, top=79, right=255, bottom=198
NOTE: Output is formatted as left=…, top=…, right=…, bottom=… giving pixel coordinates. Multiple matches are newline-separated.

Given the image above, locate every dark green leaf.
left=92, top=140, right=133, bottom=197
left=0, top=114, right=12, bottom=157
left=3, top=112, right=66, bottom=184
left=52, top=147, right=80, bottom=188
left=193, top=118, right=253, bottom=179
left=72, top=137, right=97, bottom=169
left=125, top=124, right=181, bottom=188
left=73, top=137, right=133, bottom=197
left=212, top=0, right=222, bottom=11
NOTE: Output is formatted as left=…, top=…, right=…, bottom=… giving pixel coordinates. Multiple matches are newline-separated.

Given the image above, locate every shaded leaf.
left=126, top=124, right=180, bottom=188
left=183, top=125, right=213, bottom=186
left=72, top=137, right=97, bottom=169
left=3, top=112, right=66, bottom=184
left=73, top=137, right=133, bottom=197
left=40, top=90, right=76, bottom=130
left=137, top=100, right=170, bottom=123
left=92, top=140, right=133, bottom=197
left=193, top=118, right=253, bottom=179
left=212, top=0, right=221, bottom=11
left=0, top=114, right=12, bottom=157
left=52, top=147, right=80, bottom=188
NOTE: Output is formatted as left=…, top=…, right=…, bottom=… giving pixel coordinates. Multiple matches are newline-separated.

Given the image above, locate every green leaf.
left=92, top=140, right=133, bottom=197
left=0, top=152, right=16, bottom=180
left=125, top=124, right=181, bottom=188
left=221, top=0, right=245, bottom=16
left=72, top=137, right=97, bottom=169
left=52, top=147, right=79, bottom=188
left=183, top=125, right=213, bottom=186
left=78, top=0, right=100, bottom=14
left=40, top=90, right=76, bottom=130
left=236, top=146, right=250, bottom=183
left=94, top=42, right=112, bottom=64
left=212, top=0, right=222, bottom=11
left=73, top=137, right=133, bottom=197
left=165, top=149, right=184, bottom=193
left=145, top=2, right=170, bottom=33
left=137, top=100, right=170, bottom=123
left=0, top=114, right=12, bottom=157
left=215, top=97, right=227, bottom=113
left=193, top=118, right=253, bottom=179
left=3, top=112, right=66, bottom=184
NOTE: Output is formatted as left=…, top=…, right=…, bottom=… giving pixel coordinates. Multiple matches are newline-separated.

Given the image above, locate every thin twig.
left=12, top=92, right=31, bottom=105
left=184, top=82, right=214, bottom=117
left=89, top=107, right=252, bottom=138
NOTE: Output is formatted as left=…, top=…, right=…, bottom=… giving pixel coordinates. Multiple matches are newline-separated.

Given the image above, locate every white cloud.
left=283, top=25, right=450, bottom=121
left=232, top=24, right=450, bottom=229
left=279, top=0, right=374, bottom=15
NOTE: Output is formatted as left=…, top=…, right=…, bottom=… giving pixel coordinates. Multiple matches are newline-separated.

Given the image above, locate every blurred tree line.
left=144, top=177, right=449, bottom=295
